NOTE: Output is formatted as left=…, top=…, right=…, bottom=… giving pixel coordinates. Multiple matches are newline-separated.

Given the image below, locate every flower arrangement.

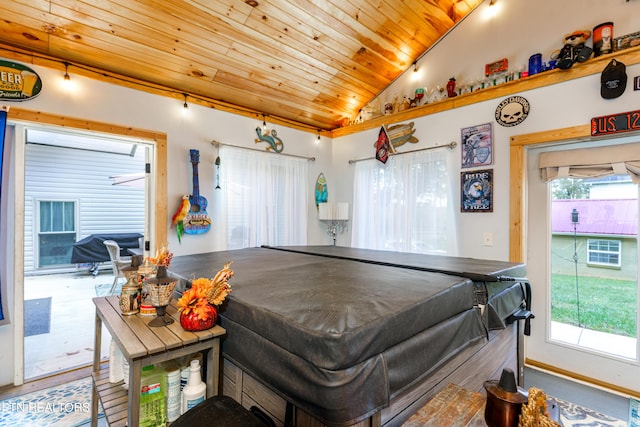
left=147, top=245, right=173, bottom=268
left=176, top=262, right=233, bottom=331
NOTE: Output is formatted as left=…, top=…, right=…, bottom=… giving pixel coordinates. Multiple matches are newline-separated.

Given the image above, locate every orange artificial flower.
left=177, top=262, right=233, bottom=320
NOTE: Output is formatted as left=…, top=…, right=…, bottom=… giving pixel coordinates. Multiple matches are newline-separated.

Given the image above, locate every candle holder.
left=119, top=266, right=141, bottom=315
left=144, top=265, right=178, bottom=327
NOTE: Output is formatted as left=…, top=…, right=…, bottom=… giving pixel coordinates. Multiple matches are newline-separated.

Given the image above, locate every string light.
left=413, top=62, right=418, bottom=73
left=181, top=93, right=190, bottom=117
left=60, top=62, right=75, bottom=92
left=0, top=47, right=326, bottom=134
left=262, top=114, right=268, bottom=132
left=63, top=62, right=70, bottom=81
left=316, top=130, right=321, bottom=144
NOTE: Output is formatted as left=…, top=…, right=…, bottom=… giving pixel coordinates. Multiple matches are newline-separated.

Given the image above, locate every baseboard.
left=525, top=358, right=639, bottom=399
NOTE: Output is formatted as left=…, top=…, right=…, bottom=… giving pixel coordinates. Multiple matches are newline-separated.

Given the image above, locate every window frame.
left=586, top=238, right=622, bottom=268
left=36, top=199, right=78, bottom=268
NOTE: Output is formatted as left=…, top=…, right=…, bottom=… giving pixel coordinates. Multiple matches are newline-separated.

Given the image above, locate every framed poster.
left=461, top=169, right=493, bottom=213
left=461, top=123, right=492, bottom=168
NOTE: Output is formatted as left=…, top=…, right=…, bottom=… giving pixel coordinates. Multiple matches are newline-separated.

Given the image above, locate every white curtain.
left=351, top=149, right=457, bottom=254
left=219, top=145, right=308, bottom=249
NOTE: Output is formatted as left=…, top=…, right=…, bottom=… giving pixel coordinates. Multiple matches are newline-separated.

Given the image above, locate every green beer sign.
left=0, top=59, right=42, bottom=100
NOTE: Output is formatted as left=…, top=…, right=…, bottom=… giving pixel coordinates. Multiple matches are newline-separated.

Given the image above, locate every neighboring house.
left=23, top=130, right=145, bottom=275
left=551, top=199, right=638, bottom=281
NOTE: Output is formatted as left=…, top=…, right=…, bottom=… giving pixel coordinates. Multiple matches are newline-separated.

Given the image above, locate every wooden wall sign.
left=591, top=109, right=640, bottom=136
left=0, top=60, right=42, bottom=101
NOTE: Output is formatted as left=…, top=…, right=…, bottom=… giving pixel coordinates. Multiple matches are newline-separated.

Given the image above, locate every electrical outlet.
left=483, top=232, right=494, bottom=247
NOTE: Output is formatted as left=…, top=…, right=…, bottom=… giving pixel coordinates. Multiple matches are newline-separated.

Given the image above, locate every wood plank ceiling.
left=0, top=0, right=482, bottom=131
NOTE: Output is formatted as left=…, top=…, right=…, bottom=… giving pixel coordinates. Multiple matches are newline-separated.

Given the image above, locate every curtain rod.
left=211, top=140, right=315, bottom=161
left=348, top=141, right=457, bottom=164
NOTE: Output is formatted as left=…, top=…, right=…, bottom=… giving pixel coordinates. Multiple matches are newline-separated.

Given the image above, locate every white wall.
left=334, top=0, right=640, bottom=260
left=1, top=0, right=640, bottom=387
left=0, top=66, right=334, bottom=386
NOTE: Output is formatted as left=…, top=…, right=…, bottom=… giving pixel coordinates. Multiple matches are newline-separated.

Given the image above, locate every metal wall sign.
left=0, top=59, right=42, bottom=101
left=591, top=109, right=640, bottom=136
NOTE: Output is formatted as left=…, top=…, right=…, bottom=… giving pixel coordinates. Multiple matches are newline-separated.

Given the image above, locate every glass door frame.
left=510, top=124, right=640, bottom=397
left=9, top=108, right=167, bottom=386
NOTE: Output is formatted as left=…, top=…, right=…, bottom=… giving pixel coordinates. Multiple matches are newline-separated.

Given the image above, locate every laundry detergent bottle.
left=181, top=359, right=206, bottom=414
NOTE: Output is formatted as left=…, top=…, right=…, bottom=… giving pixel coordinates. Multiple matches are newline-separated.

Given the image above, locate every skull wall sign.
left=495, top=96, right=530, bottom=127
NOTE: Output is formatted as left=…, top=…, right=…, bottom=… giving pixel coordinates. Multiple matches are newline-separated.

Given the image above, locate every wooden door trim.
left=7, top=107, right=167, bottom=250
left=509, top=124, right=640, bottom=262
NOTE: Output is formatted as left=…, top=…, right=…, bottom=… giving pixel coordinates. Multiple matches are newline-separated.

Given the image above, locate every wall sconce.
left=318, top=202, right=349, bottom=245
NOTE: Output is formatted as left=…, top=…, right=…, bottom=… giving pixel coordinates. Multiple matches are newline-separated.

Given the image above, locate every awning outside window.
left=539, top=143, right=640, bottom=183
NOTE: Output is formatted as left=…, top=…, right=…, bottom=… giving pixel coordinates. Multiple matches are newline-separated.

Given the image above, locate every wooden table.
left=402, top=383, right=487, bottom=426
left=90, top=295, right=226, bottom=427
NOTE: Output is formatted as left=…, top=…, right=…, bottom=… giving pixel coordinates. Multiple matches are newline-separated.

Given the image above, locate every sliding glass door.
left=525, top=139, right=640, bottom=393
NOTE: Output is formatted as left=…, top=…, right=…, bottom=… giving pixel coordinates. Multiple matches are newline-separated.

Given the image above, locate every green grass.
left=551, top=274, right=638, bottom=337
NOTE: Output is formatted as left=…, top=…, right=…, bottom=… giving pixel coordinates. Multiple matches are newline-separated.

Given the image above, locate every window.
left=587, top=239, right=621, bottom=267
left=351, top=148, right=456, bottom=254
left=38, top=200, right=76, bottom=267
left=219, top=145, right=308, bottom=249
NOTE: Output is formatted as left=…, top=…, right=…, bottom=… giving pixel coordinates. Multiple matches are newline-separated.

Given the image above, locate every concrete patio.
left=23, top=270, right=115, bottom=380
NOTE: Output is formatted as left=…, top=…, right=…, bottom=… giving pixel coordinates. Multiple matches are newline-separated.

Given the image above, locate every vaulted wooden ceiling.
left=1, top=0, right=482, bottom=131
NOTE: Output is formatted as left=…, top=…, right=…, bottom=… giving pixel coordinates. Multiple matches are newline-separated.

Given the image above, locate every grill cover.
left=71, top=233, right=142, bottom=264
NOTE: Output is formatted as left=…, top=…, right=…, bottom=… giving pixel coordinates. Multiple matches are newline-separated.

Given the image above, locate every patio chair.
left=103, top=240, right=131, bottom=294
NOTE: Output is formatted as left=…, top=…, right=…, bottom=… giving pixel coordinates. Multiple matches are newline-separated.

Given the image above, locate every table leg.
left=206, top=338, right=220, bottom=397
left=91, top=311, right=102, bottom=427
left=129, top=358, right=142, bottom=427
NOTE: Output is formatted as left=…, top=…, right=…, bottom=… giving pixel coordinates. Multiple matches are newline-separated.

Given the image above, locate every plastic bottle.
left=180, top=353, right=203, bottom=391
left=181, top=359, right=206, bottom=414
left=164, top=361, right=182, bottom=422
left=123, top=358, right=129, bottom=390
left=108, top=339, right=123, bottom=383
left=140, top=365, right=166, bottom=427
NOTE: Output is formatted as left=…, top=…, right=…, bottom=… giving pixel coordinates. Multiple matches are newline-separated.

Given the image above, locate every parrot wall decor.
left=171, top=194, right=191, bottom=243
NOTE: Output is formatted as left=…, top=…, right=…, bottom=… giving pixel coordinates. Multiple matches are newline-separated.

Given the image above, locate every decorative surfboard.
left=386, top=122, right=419, bottom=148
left=184, top=149, right=212, bottom=234
left=315, top=173, right=328, bottom=207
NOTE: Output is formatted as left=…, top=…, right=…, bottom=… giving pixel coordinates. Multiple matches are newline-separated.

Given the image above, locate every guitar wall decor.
left=183, top=149, right=212, bottom=235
